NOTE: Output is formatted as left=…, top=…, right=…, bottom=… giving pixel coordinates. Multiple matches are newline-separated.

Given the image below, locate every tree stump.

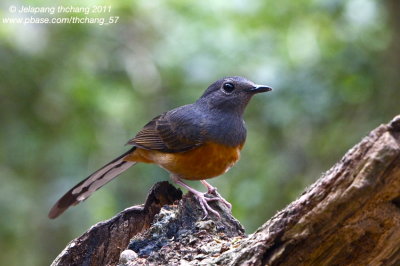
left=51, top=115, right=400, bottom=266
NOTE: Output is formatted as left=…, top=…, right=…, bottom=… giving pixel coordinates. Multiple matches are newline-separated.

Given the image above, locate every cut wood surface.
left=51, top=115, right=400, bottom=266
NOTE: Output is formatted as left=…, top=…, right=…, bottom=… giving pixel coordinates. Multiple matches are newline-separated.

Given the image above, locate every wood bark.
left=50, top=182, right=182, bottom=266
left=51, top=115, right=400, bottom=266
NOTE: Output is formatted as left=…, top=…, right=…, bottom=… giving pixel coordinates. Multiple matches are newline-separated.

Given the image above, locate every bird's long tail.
left=48, top=147, right=137, bottom=219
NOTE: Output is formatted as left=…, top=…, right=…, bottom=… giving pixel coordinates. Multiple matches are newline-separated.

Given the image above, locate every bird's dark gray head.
left=196, top=76, right=272, bottom=115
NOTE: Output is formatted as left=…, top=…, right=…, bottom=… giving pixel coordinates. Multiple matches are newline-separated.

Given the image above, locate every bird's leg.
left=200, top=180, right=232, bottom=209
left=170, top=175, right=221, bottom=218
left=200, top=180, right=217, bottom=194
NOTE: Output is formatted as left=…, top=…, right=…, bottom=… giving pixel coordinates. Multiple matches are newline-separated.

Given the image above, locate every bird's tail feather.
left=48, top=147, right=136, bottom=219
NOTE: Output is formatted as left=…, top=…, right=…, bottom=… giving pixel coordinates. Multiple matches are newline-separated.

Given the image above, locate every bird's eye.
left=222, top=83, right=235, bottom=93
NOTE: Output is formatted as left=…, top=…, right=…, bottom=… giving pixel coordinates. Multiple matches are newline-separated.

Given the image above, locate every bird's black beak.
left=247, top=84, right=273, bottom=94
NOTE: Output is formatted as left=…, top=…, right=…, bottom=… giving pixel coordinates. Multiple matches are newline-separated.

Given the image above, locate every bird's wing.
left=126, top=107, right=205, bottom=153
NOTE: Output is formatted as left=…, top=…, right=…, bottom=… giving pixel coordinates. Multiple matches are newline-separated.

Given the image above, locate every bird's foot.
left=171, top=175, right=222, bottom=219
left=201, top=180, right=232, bottom=209
left=189, top=190, right=222, bottom=219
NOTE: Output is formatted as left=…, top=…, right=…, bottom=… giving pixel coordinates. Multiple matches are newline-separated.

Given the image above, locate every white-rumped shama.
left=49, top=76, right=272, bottom=219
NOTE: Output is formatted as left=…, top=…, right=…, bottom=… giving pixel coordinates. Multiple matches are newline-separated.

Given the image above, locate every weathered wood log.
left=214, top=115, right=400, bottom=266
left=50, top=181, right=183, bottom=266
left=51, top=115, right=400, bottom=266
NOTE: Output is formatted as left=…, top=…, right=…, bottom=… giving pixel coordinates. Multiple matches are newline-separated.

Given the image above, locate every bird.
left=48, top=76, right=272, bottom=219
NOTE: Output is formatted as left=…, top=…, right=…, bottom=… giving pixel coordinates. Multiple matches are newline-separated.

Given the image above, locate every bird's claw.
left=201, top=181, right=232, bottom=210
left=172, top=176, right=232, bottom=219
left=191, top=193, right=221, bottom=219
left=208, top=190, right=232, bottom=209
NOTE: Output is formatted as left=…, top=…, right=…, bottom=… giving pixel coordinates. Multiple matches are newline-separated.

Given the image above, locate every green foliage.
left=1, top=0, right=398, bottom=265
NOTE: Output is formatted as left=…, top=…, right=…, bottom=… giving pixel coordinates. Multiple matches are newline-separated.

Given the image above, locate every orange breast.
left=125, top=142, right=244, bottom=180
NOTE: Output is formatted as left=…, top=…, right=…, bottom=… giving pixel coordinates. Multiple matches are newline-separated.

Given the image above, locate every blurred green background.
left=1, top=0, right=399, bottom=265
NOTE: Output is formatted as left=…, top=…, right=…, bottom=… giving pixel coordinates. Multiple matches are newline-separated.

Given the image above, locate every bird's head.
left=197, top=76, right=272, bottom=115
